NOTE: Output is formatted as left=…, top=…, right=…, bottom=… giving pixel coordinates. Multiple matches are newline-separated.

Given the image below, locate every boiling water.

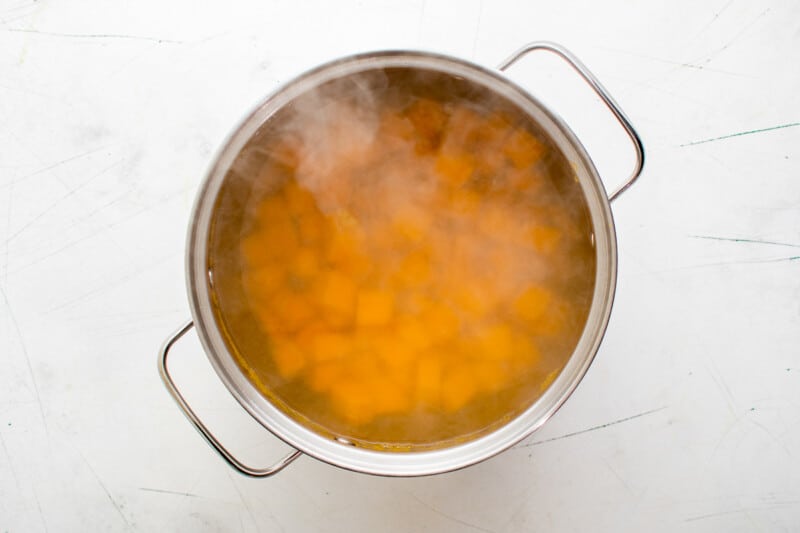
left=206, top=68, right=596, bottom=451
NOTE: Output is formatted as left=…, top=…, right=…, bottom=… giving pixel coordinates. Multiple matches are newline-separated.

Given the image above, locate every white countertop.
left=1, top=0, right=799, bottom=531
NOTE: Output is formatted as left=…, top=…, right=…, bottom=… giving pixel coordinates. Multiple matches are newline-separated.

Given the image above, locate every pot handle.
left=498, top=41, right=645, bottom=202
left=158, top=320, right=302, bottom=477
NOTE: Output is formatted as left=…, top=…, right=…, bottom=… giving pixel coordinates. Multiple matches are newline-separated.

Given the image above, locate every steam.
left=230, top=66, right=595, bottom=336
left=209, top=66, right=599, bottom=446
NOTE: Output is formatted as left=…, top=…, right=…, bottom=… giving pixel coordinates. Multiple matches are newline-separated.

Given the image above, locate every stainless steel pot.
left=158, top=42, right=644, bottom=478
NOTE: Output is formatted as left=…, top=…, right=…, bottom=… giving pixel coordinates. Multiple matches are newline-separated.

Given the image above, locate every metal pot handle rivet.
left=158, top=320, right=303, bottom=477
left=498, top=41, right=645, bottom=203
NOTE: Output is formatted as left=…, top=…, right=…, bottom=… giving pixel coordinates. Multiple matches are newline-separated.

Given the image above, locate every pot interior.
left=186, top=51, right=617, bottom=476
left=205, top=64, right=596, bottom=451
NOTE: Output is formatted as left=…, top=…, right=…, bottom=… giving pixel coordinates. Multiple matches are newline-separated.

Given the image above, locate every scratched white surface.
left=1, top=0, right=799, bottom=531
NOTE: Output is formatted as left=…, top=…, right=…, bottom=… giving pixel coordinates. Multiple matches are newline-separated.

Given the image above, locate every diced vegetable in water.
left=208, top=68, right=596, bottom=451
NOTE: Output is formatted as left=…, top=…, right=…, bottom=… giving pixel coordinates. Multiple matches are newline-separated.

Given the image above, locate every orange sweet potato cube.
left=435, top=153, right=475, bottom=188
left=421, top=302, right=459, bottom=343
left=441, top=367, right=477, bottom=412
left=355, top=289, right=395, bottom=327
left=316, top=270, right=357, bottom=327
left=529, top=226, right=562, bottom=254
left=390, top=206, right=431, bottom=244
left=501, top=165, right=544, bottom=193
left=270, top=339, right=307, bottom=380
left=442, top=107, right=483, bottom=149
left=396, top=319, right=431, bottom=352
left=451, top=285, right=495, bottom=318
left=379, top=338, right=415, bottom=376
left=287, top=247, right=320, bottom=287
left=511, top=336, right=541, bottom=369
left=269, top=289, right=315, bottom=333
left=256, top=193, right=293, bottom=227
left=307, top=361, right=341, bottom=393
left=394, top=250, right=431, bottom=289
left=328, top=381, right=376, bottom=425
left=513, top=286, right=552, bottom=325
left=405, top=98, right=448, bottom=153
left=474, top=323, right=515, bottom=360
left=310, top=331, right=353, bottom=362
left=239, top=230, right=271, bottom=269
left=379, top=111, right=415, bottom=141
left=297, top=210, right=330, bottom=247
left=481, top=204, right=517, bottom=238
left=326, top=227, right=371, bottom=279
left=259, top=217, right=300, bottom=260
left=482, top=111, right=515, bottom=140
left=283, top=179, right=319, bottom=218
left=448, top=188, right=482, bottom=214
left=242, top=264, right=285, bottom=302
left=531, top=299, right=569, bottom=337
left=503, top=127, right=545, bottom=169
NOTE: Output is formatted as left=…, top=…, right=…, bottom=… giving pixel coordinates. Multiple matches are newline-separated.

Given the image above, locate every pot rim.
left=185, top=49, right=618, bottom=477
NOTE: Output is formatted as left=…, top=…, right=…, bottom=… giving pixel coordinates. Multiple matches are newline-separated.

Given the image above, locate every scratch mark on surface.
left=603, top=458, right=634, bottom=495
left=0, top=399, right=37, bottom=406
left=619, top=80, right=715, bottom=107
left=691, top=0, right=734, bottom=40
left=749, top=204, right=800, bottom=212
left=713, top=416, right=740, bottom=452
left=680, top=122, right=800, bottom=146
left=667, top=256, right=800, bottom=271
left=228, top=472, right=260, bottom=531
left=3, top=159, right=124, bottom=245
left=0, top=11, right=36, bottom=25
left=410, top=494, right=495, bottom=533
left=416, top=0, right=426, bottom=43
left=269, top=512, right=287, bottom=533
left=0, top=82, right=68, bottom=103
left=0, top=2, right=38, bottom=24
left=4, top=172, right=12, bottom=286
left=698, top=151, right=738, bottom=172
left=685, top=508, right=748, bottom=522
left=31, top=485, right=50, bottom=533
left=0, top=144, right=113, bottom=190
left=748, top=418, right=792, bottom=456
left=690, top=235, right=800, bottom=248
left=44, top=251, right=177, bottom=313
left=471, top=0, right=483, bottom=59
left=595, top=46, right=753, bottom=77
left=617, top=6, right=770, bottom=88
left=5, top=27, right=184, bottom=43
left=51, top=192, right=129, bottom=235
left=0, top=284, right=49, bottom=438
left=515, top=406, right=667, bottom=448
left=138, top=487, right=200, bottom=498
left=107, top=42, right=159, bottom=78
left=498, top=485, right=534, bottom=532
left=79, top=452, right=133, bottom=531
left=707, top=360, right=737, bottom=418
left=286, top=475, right=324, bottom=513
left=699, top=7, right=771, bottom=64
left=0, top=431, right=22, bottom=492
left=5, top=187, right=186, bottom=276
